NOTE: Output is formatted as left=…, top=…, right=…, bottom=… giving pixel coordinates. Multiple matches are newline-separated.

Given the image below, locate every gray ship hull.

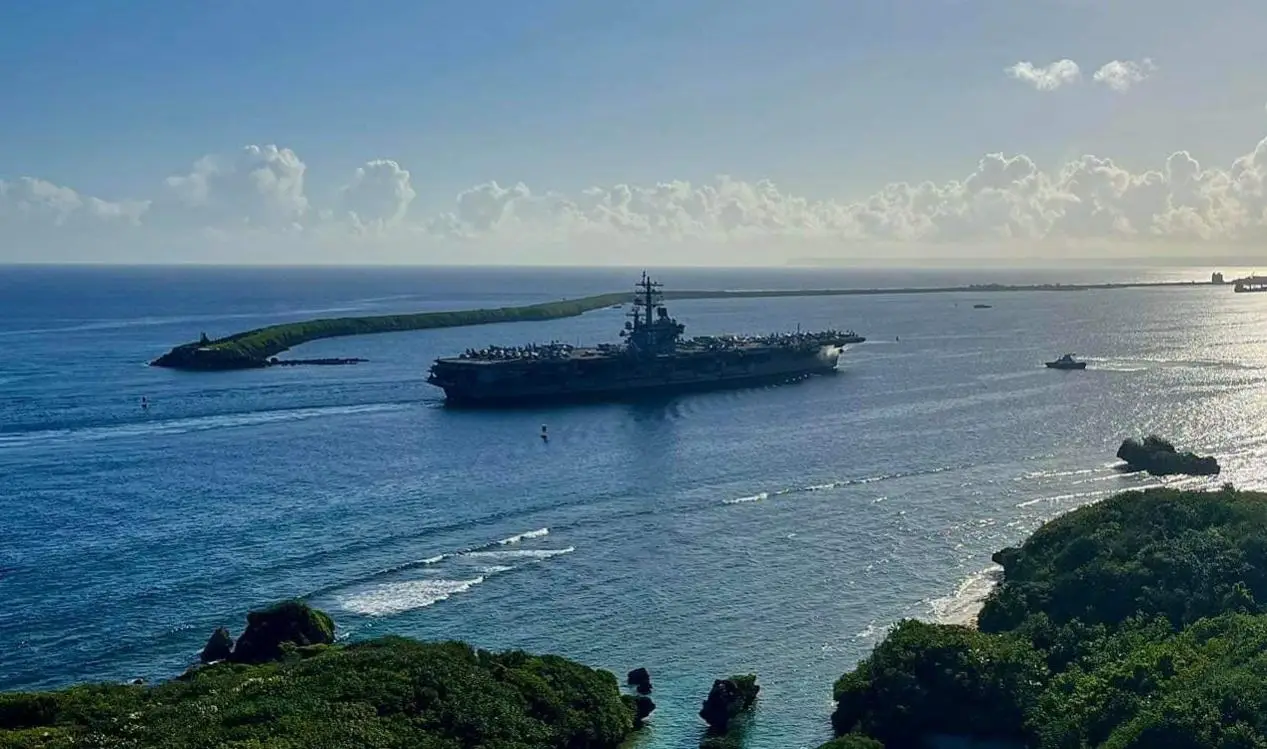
left=432, top=345, right=846, bottom=407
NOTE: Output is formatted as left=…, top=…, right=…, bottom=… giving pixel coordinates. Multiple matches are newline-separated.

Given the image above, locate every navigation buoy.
left=140, top=397, right=149, bottom=410
left=540, top=424, right=548, bottom=441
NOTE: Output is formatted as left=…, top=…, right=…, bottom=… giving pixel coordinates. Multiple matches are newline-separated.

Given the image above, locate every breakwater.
left=149, top=280, right=1210, bottom=371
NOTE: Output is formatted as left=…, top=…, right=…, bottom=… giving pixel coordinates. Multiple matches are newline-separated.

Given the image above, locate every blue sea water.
left=2, top=264, right=1265, bottom=748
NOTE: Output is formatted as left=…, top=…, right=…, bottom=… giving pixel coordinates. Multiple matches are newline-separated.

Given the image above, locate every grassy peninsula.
left=150, top=280, right=1210, bottom=371
left=150, top=292, right=632, bottom=370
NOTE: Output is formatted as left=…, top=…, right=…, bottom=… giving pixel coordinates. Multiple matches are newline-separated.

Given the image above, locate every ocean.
left=0, top=264, right=1260, bottom=748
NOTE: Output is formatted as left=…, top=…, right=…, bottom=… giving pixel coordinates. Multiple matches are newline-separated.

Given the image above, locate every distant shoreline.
left=149, top=278, right=1217, bottom=372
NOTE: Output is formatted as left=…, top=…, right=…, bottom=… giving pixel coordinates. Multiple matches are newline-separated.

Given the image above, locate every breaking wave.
left=926, top=566, right=1003, bottom=627
left=324, top=527, right=576, bottom=617
left=722, top=465, right=961, bottom=505
left=497, top=528, right=550, bottom=545
left=340, top=577, right=486, bottom=616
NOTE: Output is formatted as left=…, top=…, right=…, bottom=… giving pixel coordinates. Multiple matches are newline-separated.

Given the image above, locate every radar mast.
left=621, top=271, right=684, bottom=355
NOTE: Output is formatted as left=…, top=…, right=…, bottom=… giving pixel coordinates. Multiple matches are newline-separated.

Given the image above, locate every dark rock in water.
left=620, top=693, right=656, bottom=729
left=632, top=695, right=656, bottom=727
left=1117, top=435, right=1220, bottom=476
left=699, top=674, right=760, bottom=731
left=627, top=666, right=652, bottom=694
left=129, top=678, right=145, bottom=685
left=200, top=626, right=234, bottom=664
left=230, top=600, right=335, bottom=664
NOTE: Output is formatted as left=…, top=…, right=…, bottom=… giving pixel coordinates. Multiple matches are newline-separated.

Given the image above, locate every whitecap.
left=339, top=577, right=485, bottom=616
left=496, top=527, right=550, bottom=545
left=464, top=546, right=575, bottom=560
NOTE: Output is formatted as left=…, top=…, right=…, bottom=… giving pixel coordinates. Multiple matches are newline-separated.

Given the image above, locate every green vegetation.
left=829, top=487, right=1267, bottom=749
left=14, top=486, right=1267, bottom=748
left=831, top=620, right=1044, bottom=746
left=0, top=602, right=635, bottom=749
left=151, top=279, right=1209, bottom=371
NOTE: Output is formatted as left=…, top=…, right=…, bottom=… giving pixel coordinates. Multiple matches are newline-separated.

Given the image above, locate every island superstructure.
left=427, top=273, right=866, bottom=406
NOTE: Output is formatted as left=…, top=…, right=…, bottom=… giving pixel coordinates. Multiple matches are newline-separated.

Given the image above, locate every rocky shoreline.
left=5, top=484, right=1261, bottom=748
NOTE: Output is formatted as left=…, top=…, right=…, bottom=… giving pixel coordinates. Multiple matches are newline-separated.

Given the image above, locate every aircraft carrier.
left=427, top=273, right=866, bottom=406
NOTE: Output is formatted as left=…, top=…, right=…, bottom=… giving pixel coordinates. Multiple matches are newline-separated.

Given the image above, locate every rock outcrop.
left=699, top=674, right=760, bottom=732
left=632, top=695, right=656, bottom=727
left=199, top=626, right=234, bottom=663
left=229, top=600, right=335, bottom=664
left=1117, top=435, right=1220, bottom=476
left=627, top=667, right=652, bottom=694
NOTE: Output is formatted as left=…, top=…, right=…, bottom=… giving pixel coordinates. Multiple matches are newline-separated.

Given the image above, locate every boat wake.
left=0, top=402, right=413, bottom=449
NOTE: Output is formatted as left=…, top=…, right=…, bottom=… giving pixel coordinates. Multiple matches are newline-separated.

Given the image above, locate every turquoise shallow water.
left=1, top=265, right=1261, bottom=748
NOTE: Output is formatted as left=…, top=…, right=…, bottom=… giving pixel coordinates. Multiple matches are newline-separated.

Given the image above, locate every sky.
left=2, top=0, right=1267, bottom=266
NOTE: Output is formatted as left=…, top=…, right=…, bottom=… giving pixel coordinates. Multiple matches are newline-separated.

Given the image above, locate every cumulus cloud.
left=8, top=132, right=1267, bottom=262
left=338, top=159, right=416, bottom=231
left=163, top=144, right=308, bottom=228
left=424, top=135, right=1267, bottom=250
left=0, top=177, right=148, bottom=228
left=1006, top=59, right=1081, bottom=91
left=1092, top=58, right=1156, bottom=91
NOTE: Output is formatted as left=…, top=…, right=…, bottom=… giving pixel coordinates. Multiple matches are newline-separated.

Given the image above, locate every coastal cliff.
left=0, top=601, right=637, bottom=749
left=827, top=485, right=1267, bottom=748
left=6, top=486, right=1265, bottom=748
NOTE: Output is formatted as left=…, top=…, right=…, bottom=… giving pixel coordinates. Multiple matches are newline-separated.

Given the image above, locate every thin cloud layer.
left=0, top=177, right=147, bottom=228
left=5, top=132, right=1267, bottom=261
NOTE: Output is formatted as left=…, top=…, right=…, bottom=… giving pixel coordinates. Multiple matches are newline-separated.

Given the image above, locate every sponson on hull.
left=427, top=273, right=866, bottom=407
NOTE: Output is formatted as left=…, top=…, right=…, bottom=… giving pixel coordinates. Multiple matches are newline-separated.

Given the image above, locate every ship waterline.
left=427, top=273, right=864, bottom=406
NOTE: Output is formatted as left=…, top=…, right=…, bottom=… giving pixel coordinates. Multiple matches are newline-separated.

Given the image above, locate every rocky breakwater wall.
left=149, top=279, right=1210, bottom=373
left=149, top=292, right=632, bottom=372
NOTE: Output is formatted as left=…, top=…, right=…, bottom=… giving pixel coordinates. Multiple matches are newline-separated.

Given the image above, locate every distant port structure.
left=1231, top=273, right=1267, bottom=293
left=151, top=274, right=1225, bottom=372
